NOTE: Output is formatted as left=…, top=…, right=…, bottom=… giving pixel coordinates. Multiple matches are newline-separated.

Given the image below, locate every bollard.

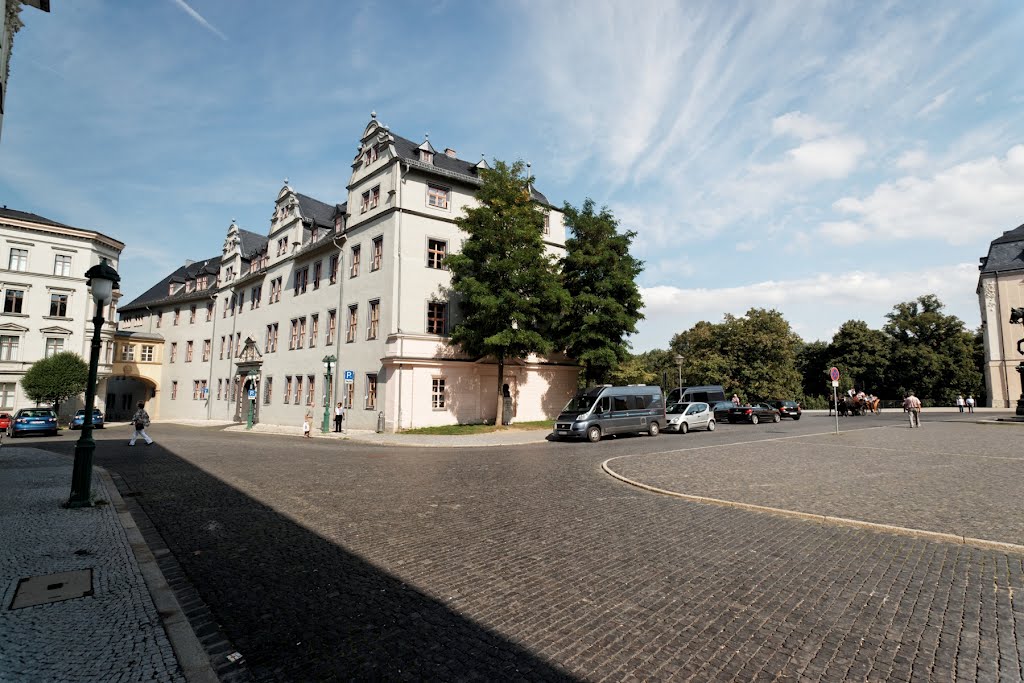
left=376, top=411, right=385, bottom=433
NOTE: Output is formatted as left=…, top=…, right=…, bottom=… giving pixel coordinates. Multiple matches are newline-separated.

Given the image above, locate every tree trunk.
left=496, top=353, right=505, bottom=426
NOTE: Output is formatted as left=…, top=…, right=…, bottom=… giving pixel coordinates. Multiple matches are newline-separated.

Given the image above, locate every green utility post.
left=321, top=354, right=336, bottom=433
left=246, top=369, right=257, bottom=430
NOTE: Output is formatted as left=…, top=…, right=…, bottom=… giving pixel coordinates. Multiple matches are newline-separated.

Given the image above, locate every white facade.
left=0, top=208, right=124, bottom=417
left=118, top=117, right=579, bottom=430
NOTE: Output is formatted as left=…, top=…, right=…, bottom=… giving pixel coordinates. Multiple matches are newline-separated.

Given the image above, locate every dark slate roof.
left=979, top=222, right=1024, bottom=273
left=0, top=206, right=124, bottom=245
left=238, top=228, right=268, bottom=258
left=390, top=134, right=552, bottom=206
left=118, top=256, right=221, bottom=313
left=296, top=193, right=336, bottom=230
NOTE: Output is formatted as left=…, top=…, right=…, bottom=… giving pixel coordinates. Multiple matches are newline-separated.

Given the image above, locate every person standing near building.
left=334, top=402, right=345, bottom=433
left=966, top=395, right=976, bottom=414
left=303, top=413, right=312, bottom=438
left=956, top=394, right=965, bottom=413
left=129, top=401, right=154, bottom=446
left=903, top=391, right=922, bottom=428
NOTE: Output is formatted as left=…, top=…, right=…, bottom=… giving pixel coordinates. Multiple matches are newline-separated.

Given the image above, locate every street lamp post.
left=674, top=354, right=683, bottom=392
left=322, top=354, right=336, bottom=433
left=67, top=260, right=120, bottom=508
left=246, top=369, right=257, bottom=430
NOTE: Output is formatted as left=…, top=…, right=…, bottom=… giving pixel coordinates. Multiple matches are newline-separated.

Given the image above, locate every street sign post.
left=829, top=368, right=840, bottom=435
left=247, top=389, right=257, bottom=400
left=344, top=370, right=354, bottom=384
left=829, top=367, right=840, bottom=382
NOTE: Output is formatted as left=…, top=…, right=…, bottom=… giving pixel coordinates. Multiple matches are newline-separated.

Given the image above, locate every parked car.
left=554, top=384, right=665, bottom=442
left=769, top=400, right=802, bottom=420
left=664, top=402, right=716, bottom=434
left=7, top=408, right=59, bottom=437
left=70, top=409, right=105, bottom=430
left=728, top=403, right=781, bottom=424
left=0, top=412, right=11, bottom=431
left=711, top=400, right=735, bottom=422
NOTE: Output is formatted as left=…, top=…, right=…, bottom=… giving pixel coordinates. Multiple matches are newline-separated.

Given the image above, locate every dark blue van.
left=553, top=385, right=665, bottom=442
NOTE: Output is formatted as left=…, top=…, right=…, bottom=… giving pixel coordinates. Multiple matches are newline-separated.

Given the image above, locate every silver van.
left=667, top=384, right=726, bottom=405
left=553, top=385, right=665, bottom=442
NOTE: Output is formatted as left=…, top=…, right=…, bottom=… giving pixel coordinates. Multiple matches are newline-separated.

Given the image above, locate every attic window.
left=364, top=146, right=379, bottom=165
left=420, top=150, right=433, bottom=164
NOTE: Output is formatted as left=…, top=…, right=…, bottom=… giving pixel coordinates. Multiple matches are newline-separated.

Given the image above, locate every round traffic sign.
left=829, top=367, right=840, bottom=381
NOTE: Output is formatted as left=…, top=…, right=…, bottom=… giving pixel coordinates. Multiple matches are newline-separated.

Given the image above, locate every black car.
left=769, top=400, right=802, bottom=420
left=711, top=400, right=735, bottom=421
left=728, top=403, right=781, bottom=424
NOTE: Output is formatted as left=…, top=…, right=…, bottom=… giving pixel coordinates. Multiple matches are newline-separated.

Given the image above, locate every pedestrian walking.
left=334, top=402, right=345, bottom=433
left=966, top=395, right=975, bottom=414
left=303, top=413, right=312, bottom=438
left=956, top=394, right=965, bottom=413
left=129, top=401, right=154, bottom=446
left=903, top=391, right=922, bottom=428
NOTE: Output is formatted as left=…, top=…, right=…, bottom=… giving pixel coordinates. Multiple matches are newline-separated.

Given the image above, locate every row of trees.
left=619, top=294, right=983, bottom=406
left=447, top=161, right=644, bottom=421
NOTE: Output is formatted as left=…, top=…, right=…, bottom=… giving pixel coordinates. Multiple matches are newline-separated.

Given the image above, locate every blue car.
left=70, top=409, right=105, bottom=430
left=7, top=408, right=59, bottom=438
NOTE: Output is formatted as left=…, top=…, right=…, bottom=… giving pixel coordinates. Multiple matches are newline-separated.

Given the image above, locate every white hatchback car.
left=664, top=402, right=716, bottom=434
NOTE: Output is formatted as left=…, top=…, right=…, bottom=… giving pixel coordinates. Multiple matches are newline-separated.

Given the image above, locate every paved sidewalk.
left=0, top=448, right=212, bottom=683
left=221, top=421, right=553, bottom=447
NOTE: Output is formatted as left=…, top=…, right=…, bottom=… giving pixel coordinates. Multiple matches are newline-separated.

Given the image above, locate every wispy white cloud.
left=896, top=148, right=928, bottom=169
left=917, top=88, right=954, bottom=117
left=170, top=0, right=227, bottom=40
left=772, top=111, right=837, bottom=140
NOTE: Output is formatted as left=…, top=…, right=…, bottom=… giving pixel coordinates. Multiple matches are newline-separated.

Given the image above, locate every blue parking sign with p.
left=344, top=370, right=355, bottom=383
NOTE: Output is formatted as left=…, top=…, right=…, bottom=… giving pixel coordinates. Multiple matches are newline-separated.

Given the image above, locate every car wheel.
left=707, top=419, right=716, bottom=431
left=793, top=416, right=800, bottom=420
left=679, top=422, right=688, bottom=435
left=586, top=426, right=601, bottom=443
left=648, top=421, right=660, bottom=437
left=729, top=419, right=736, bottom=424
left=751, top=415, right=760, bottom=425
left=773, top=413, right=781, bottom=423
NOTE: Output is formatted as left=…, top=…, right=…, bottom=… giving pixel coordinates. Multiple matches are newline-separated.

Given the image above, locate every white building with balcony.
left=0, top=207, right=123, bottom=418
left=117, top=115, right=579, bottom=431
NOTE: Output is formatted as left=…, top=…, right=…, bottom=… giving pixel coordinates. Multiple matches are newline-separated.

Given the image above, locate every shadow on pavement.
left=36, top=433, right=576, bottom=682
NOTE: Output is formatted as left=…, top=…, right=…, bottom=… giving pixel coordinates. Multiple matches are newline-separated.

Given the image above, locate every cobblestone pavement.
left=27, top=415, right=1024, bottom=681
left=0, top=449, right=185, bottom=683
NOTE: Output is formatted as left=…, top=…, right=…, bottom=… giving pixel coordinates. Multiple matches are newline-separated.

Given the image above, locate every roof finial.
left=370, top=111, right=377, bottom=119
left=425, top=132, right=429, bottom=139
left=283, top=177, right=289, bottom=187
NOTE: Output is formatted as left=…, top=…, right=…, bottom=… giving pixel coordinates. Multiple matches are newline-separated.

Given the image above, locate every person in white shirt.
left=956, top=394, right=965, bottom=413
left=334, top=402, right=345, bottom=432
left=966, top=395, right=976, bottom=413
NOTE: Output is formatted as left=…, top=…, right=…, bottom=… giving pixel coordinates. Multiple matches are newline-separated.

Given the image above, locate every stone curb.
left=600, top=460, right=1024, bottom=556
left=98, top=467, right=219, bottom=683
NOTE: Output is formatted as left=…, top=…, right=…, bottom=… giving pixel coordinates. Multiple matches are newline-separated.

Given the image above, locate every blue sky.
left=2, top=1, right=1023, bottom=351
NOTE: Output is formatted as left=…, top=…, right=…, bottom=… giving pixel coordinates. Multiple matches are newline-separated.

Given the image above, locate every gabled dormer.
left=352, top=112, right=397, bottom=174
left=272, top=180, right=301, bottom=232
left=475, top=155, right=489, bottom=172
left=417, top=134, right=436, bottom=165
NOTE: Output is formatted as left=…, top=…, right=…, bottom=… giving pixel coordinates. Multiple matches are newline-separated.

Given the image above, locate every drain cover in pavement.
left=9, top=569, right=94, bottom=609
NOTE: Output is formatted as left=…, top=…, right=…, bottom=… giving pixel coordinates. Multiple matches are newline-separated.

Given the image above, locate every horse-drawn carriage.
left=830, top=394, right=880, bottom=416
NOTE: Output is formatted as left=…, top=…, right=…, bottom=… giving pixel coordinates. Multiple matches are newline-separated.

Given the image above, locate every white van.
left=553, top=385, right=665, bottom=443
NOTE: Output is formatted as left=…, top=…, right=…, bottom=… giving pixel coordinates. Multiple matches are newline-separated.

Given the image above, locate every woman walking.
left=129, top=401, right=154, bottom=446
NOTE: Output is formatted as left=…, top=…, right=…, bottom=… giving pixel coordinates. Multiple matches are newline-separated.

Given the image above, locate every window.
left=105, top=341, right=113, bottom=364
left=277, top=237, right=289, bottom=257
left=217, top=379, right=223, bottom=401
left=141, top=345, right=154, bottom=362
left=427, top=185, right=450, bottom=210
left=326, top=309, right=337, bottom=345
left=4, top=289, right=24, bottom=314
left=169, top=343, right=177, bottom=363
left=427, top=239, right=447, bottom=269
left=266, top=323, right=279, bottom=353
left=432, top=378, right=446, bottom=409
left=543, top=211, right=550, bottom=235
left=298, top=317, right=307, bottom=348
left=294, top=267, right=309, bottom=295
left=264, top=377, right=273, bottom=404
left=290, top=319, right=299, bottom=350
left=350, top=246, right=361, bottom=278
left=361, top=190, right=370, bottom=213
left=8, top=248, right=27, bottom=271
left=347, top=305, right=358, bottom=342
left=54, top=254, right=72, bottom=277
left=427, top=301, right=448, bottom=335
left=49, top=293, right=68, bottom=317
left=225, top=266, right=235, bottom=281
left=364, top=145, right=378, bottom=165
left=343, top=381, right=354, bottom=409
left=229, top=294, right=236, bottom=316
left=220, top=336, right=226, bottom=359
left=284, top=376, right=292, bottom=404
left=156, top=312, right=163, bottom=328
left=313, top=261, right=322, bottom=289
left=371, top=236, right=383, bottom=271
left=368, top=300, right=380, bottom=340
left=0, top=382, right=15, bottom=409
left=306, top=375, right=315, bottom=406
left=0, top=336, right=18, bottom=361
left=235, top=333, right=242, bottom=357
left=174, top=308, right=180, bottom=325
left=365, top=374, right=377, bottom=409
left=120, top=344, right=136, bottom=361
left=202, top=339, right=211, bottom=362
left=44, top=337, right=64, bottom=357
left=370, top=185, right=380, bottom=209
left=206, top=302, right=214, bottom=321
left=293, top=376, right=303, bottom=405
left=187, top=305, right=195, bottom=324
left=223, top=298, right=229, bottom=318
left=251, top=286, right=261, bottom=309
left=329, top=255, right=339, bottom=284
left=185, top=341, right=194, bottom=362
left=198, top=275, right=208, bottom=289
left=172, top=381, right=178, bottom=400
left=270, top=277, right=283, bottom=303
left=310, top=314, right=318, bottom=348
left=193, top=381, right=201, bottom=400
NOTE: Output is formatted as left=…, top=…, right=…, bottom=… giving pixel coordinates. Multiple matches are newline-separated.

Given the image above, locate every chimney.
left=184, top=259, right=196, bottom=267
left=444, top=148, right=457, bottom=158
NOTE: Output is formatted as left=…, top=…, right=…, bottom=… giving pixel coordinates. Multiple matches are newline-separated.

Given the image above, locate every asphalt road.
left=24, top=411, right=1024, bottom=682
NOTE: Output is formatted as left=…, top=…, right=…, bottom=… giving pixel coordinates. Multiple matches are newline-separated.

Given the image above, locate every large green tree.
left=20, top=351, right=89, bottom=416
left=559, top=199, right=644, bottom=384
left=828, top=320, right=892, bottom=394
left=447, top=160, right=568, bottom=424
left=883, top=294, right=982, bottom=403
left=796, top=340, right=832, bottom=398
